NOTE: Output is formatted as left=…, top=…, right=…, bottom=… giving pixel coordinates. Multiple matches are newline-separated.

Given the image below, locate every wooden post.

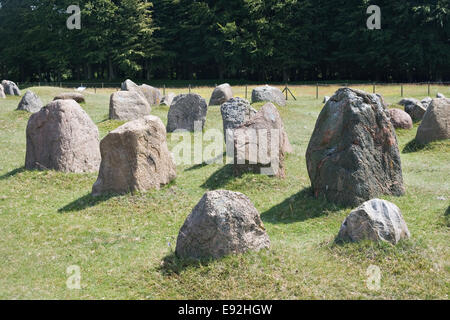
left=189, top=84, right=191, bottom=94
left=245, top=85, right=248, bottom=100
left=428, top=83, right=430, bottom=96
left=163, top=84, right=166, bottom=96
left=401, top=84, right=403, bottom=97
left=316, top=83, right=318, bottom=100
left=373, top=83, right=376, bottom=93
left=285, top=84, right=288, bottom=100
left=102, top=82, right=104, bottom=89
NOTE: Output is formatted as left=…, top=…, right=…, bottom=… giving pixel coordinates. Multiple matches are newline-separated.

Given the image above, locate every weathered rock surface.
left=323, top=96, right=330, bottom=104
left=437, top=93, right=446, bottom=99
left=421, top=97, right=433, bottom=109
left=25, top=99, right=100, bottom=173
left=306, top=88, right=404, bottom=207
left=167, top=94, right=207, bottom=132
left=233, top=103, right=291, bottom=177
left=17, top=90, right=43, bottom=113
left=388, top=108, right=413, bottom=130
left=1, top=80, right=21, bottom=96
left=209, top=83, right=233, bottom=106
left=220, top=97, right=256, bottom=143
left=175, top=190, right=270, bottom=260
left=161, top=92, right=176, bottom=106
left=54, top=92, right=85, bottom=103
left=92, top=115, right=176, bottom=196
left=398, top=98, right=426, bottom=121
left=109, top=90, right=151, bottom=121
left=337, top=199, right=410, bottom=245
left=120, top=79, right=161, bottom=106
left=416, top=98, right=450, bottom=144
left=252, top=85, right=286, bottom=107
left=0, top=84, right=5, bottom=98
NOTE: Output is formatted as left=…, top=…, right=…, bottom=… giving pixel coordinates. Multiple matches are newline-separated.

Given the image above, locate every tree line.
left=0, top=0, right=449, bottom=83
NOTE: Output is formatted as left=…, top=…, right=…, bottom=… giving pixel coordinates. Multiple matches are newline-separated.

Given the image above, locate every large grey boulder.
left=161, top=92, right=176, bottom=106
left=209, top=83, right=233, bottom=106
left=306, top=88, right=404, bottom=207
left=167, top=93, right=208, bottom=132
left=233, top=103, right=292, bottom=178
left=0, top=84, right=5, bottom=99
left=92, top=115, right=176, bottom=196
left=25, top=99, right=101, bottom=173
left=421, top=97, right=433, bottom=109
left=175, top=190, right=270, bottom=260
left=53, top=92, right=85, bottom=103
left=17, top=90, right=43, bottom=113
left=416, top=98, right=450, bottom=144
left=1, top=80, right=21, bottom=96
left=252, top=85, right=286, bottom=107
left=337, top=199, right=410, bottom=245
left=437, top=93, right=446, bottom=99
left=398, top=98, right=426, bottom=121
left=220, top=97, right=256, bottom=143
left=109, top=90, right=151, bottom=121
left=121, top=79, right=161, bottom=106
left=388, top=108, right=413, bottom=130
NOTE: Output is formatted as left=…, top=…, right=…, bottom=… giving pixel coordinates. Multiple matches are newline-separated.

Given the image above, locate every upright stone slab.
left=166, top=94, right=207, bottom=132
left=421, top=97, right=433, bottom=109
left=92, top=115, right=176, bottom=196
left=209, top=83, right=233, bottom=106
left=109, top=90, right=151, bottom=121
left=416, top=98, right=450, bottom=144
left=0, top=84, right=5, bottom=99
left=17, top=90, right=43, bottom=113
left=54, top=92, right=85, bottom=103
left=220, top=97, right=256, bottom=143
left=233, top=103, right=292, bottom=178
left=388, top=108, right=413, bottom=130
left=437, top=93, right=446, bottom=99
left=337, top=199, right=410, bottom=245
left=121, top=79, right=161, bottom=106
left=175, top=190, right=270, bottom=260
left=1, top=80, right=21, bottom=96
left=251, top=85, right=286, bottom=107
left=398, top=98, right=426, bottom=121
left=25, top=100, right=101, bottom=173
left=306, top=88, right=404, bottom=207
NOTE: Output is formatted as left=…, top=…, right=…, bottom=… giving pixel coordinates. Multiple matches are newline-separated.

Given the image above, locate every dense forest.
left=0, top=0, right=449, bottom=82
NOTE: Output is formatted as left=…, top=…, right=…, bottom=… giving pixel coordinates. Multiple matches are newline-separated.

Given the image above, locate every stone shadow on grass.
left=159, top=252, right=214, bottom=275
left=0, top=167, right=26, bottom=180
left=402, top=139, right=427, bottom=153
left=58, top=193, right=115, bottom=213
left=261, top=187, right=345, bottom=224
left=201, top=164, right=237, bottom=189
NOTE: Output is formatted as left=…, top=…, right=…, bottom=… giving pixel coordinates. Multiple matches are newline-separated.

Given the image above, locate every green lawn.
left=0, top=85, right=448, bottom=299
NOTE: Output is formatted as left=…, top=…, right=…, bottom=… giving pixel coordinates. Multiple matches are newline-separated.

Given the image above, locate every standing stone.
left=54, top=92, right=85, bottom=103
left=437, top=93, right=446, bottom=99
left=323, top=96, right=330, bottom=104
left=121, top=79, right=161, bottom=106
left=398, top=98, right=426, bottom=121
left=139, top=84, right=162, bottom=106
left=0, top=84, right=5, bottom=99
left=109, top=90, right=151, bottom=121
left=421, top=97, right=433, bottom=109
left=388, top=108, right=413, bottom=130
left=25, top=99, right=100, bottom=173
left=209, top=83, right=233, bottom=106
left=337, top=199, right=410, bottom=245
left=220, top=97, right=256, bottom=143
left=92, top=115, right=176, bottom=196
left=161, top=92, right=176, bottom=106
left=252, top=85, right=286, bottom=107
left=1, top=80, right=21, bottom=96
left=175, top=190, right=270, bottom=260
left=306, top=88, right=404, bottom=207
left=17, top=90, right=43, bottom=113
left=416, top=98, right=450, bottom=144
left=167, top=93, right=207, bottom=132
left=233, top=103, right=291, bottom=178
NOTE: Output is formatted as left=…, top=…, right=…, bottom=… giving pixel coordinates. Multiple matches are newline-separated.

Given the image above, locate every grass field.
left=0, top=84, right=448, bottom=299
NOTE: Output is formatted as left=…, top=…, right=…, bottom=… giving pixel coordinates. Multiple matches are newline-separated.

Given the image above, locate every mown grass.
left=0, top=85, right=448, bottom=300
